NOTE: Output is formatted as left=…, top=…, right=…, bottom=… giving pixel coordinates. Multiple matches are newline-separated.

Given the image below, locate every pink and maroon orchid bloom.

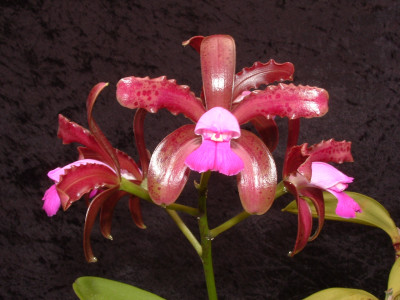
left=42, top=83, right=144, bottom=262
left=283, top=139, right=362, bottom=256
left=116, top=34, right=329, bottom=215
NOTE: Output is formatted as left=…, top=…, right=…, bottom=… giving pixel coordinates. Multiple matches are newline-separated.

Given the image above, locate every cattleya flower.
left=283, top=139, right=362, bottom=255
left=42, top=83, right=144, bottom=262
left=116, top=34, right=329, bottom=215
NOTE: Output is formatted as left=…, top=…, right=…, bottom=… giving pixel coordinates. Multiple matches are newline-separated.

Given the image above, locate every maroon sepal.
left=83, top=187, right=119, bottom=262
left=285, top=181, right=313, bottom=257
left=233, top=59, right=295, bottom=100
left=129, top=196, right=146, bottom=229
left=56, top=163, right=119, bottom=211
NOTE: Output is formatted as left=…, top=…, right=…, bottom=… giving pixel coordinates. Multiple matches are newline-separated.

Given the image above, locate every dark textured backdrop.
left=1, top=1, right=399, bottom=299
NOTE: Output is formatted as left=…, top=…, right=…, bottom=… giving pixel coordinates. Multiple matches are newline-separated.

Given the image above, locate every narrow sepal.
left=284, top=182, right=313, bottom=256
left=283, top=119, right=300, bottom=175
left=133, top=108, right=150, bottom=177
left=116, top=76, right=205, bottom=122
left=200, top=35, right=236, bottom=110
left=99, top=190, right=128, bottom=240
left=56, top=163, right=119, bottom=210
left=86, top=83, right=121, bottom=176
left=300, top=187, right=325, bottom=241
left=233, top=130, right=277, bottom=214
left=232, top=83, right=329, bottom=125
left=148, top=125, right=200, bottom=205
left=129, top=196, right=146, bottom=229
left=83, top=187, right=119, bottom=262
left=250, top=116, right=279, bottom=152
left=233, top=59, right=295, bottom=100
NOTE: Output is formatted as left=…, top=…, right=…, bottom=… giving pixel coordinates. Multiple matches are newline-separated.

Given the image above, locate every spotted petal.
left=147, top=125, right=201, bottom=205
left=232, top=83, right=329, bottom=125
left=116, top=76, right=205, bottom=122
left=233, top=130, right=277, bottom=215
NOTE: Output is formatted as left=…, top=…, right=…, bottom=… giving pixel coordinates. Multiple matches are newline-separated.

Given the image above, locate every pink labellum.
left=185, top=107, right=244, bottom=176
left=42, top=185, right=61, bottom=217
left=310, top=162, right=361, bottom=218
left=185, top=139, right=244, bottom=176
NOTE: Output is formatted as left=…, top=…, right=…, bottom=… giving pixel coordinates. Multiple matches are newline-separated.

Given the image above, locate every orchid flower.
left=283, top=139, right=362, bottom=255
left=116, top=34, right=329, bottom=215
left=42, top=83, right=144, bottom=262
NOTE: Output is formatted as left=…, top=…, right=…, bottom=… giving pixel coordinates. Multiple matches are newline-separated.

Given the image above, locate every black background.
left=1, top=1, right=399, bottom=299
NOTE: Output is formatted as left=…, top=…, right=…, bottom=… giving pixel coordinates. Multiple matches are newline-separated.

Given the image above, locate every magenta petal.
left=328, top=189, right=362, bottom=218
left=233, top=130, right=277, bottom=214
left=148, top=125, right=201, bottom=205
left=232, top=83, right=329, bottom=125
left=116, top=76, right=205, bottom=122
left=42, top=185, right=61, bottom=217
left=310, top=162, right=353, bottom=190
left=200, top=35, right=236, bottom=110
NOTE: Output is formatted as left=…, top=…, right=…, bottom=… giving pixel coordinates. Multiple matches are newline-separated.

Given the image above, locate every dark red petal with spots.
left=232, top=83, right=329, bottom=125
left=116, top=76, right=205, bottom=122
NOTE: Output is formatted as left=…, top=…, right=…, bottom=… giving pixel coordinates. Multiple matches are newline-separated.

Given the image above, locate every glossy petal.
left=285, top=182, right=313, bottom=256
left=200, top=35, right=236, bottom=110
left=185, top=139, right=244, bottom=176
left=233, top=130, right=277, bottom=214
left=232, top=83, right=329, bottom=125
left=148, top=125, right=201, bottom=205
left=57, top=163, right=120, bottom=211
left=83, top=187, right=119, bottom=262
left=233, top=59, right=295, bottom=100
left=86, top=82, right=121, bottom=175
left=42, top=185, right=61, bottom=217
left=116, top=76, right=205, bottom=122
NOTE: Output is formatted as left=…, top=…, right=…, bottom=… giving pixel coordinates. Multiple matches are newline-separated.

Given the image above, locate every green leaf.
left=73, top=276, right=166, bottom=300
left=283, top=191, right=400, bottom=247
left=388, top=258, right=400, bottom=299
left=303, top=287, right=379, bottom=300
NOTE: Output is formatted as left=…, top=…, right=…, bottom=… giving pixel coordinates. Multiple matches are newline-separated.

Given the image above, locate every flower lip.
left=194, top=107, right=241, bottom=139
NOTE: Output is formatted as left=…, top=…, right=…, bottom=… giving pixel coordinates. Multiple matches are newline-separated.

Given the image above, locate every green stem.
left=119, top=178, right=199, bottom=216
left=165, top=209, right=202, bottom=256
left=197, top=171, right=217, bottom=300
left=209, top=181, right=288, bottom=238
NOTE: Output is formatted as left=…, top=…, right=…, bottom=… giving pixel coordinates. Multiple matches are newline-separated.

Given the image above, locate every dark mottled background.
left=1, top=1, right=399, bottom=299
